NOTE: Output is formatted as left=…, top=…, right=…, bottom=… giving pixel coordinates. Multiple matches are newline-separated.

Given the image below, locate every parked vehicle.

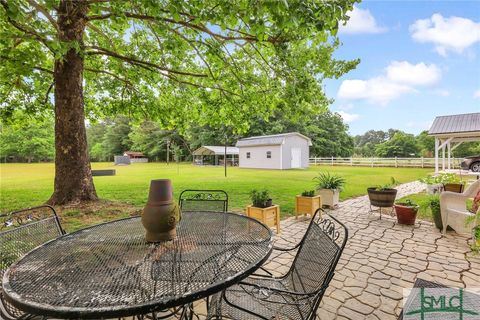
left=460, top=155, right=480, bottom=172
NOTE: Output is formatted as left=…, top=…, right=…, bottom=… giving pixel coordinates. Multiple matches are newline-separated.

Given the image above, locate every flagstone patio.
left=195, top=181, right=480, bottom=319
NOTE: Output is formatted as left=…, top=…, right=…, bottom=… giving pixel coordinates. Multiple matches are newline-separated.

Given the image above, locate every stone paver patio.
left=265, top=181, right=480, bottom=319
left=193, top=181, right=480, bottom=319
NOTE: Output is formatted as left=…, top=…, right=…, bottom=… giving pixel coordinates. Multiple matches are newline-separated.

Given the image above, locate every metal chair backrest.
left=179, top=189, right=228, bottom=212
left=285, top=209, right=348, bottom=296
left=0, top=205, right=65, bottom=319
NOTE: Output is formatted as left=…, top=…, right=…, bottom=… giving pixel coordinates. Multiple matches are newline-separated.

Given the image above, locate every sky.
left=325, top=0, right=480, bottom=136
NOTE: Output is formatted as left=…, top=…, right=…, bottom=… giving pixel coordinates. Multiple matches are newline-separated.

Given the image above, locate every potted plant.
left=367, top=177, right=398, bottom=216
left=314, top=172, right=346, bottom=208
left=295, top=190, right=322, bottom=219
left=426, top=195, right=442, bottom=230
left=466, top=200, right=480, bottom=251
left=394, top=199, right=419, bottom=225
left=420, top=175, right=443, bottom=194
left=246, top=189, right=280, bottom=233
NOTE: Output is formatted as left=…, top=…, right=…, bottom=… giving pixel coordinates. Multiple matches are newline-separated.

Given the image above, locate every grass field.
left=1, top=162, right=431, bottom=212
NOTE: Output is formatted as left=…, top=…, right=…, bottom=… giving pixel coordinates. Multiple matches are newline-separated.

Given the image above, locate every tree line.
left=3, top=115, right=478, bottom=163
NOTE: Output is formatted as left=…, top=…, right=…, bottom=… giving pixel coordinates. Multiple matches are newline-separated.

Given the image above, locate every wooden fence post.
left=331, top=156, right=334, bottom=166
left=350, top=157, right=353, bottom=166
left=395, top=157, right=398, bottom=168
left=314, top=157, right=317, bottom=166
left=421, top=157, right=424, bottom=168
left=371, top=158, right=374, bottom=167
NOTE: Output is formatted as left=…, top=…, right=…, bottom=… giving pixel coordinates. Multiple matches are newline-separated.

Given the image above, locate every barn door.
left=291, top=148, right=301, bottom=168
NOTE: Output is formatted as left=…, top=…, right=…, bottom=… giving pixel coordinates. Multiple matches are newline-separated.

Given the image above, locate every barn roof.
left=192, top=146, right=239, bottom=156
left=429, top=113, right=480, bottom=136
left=236, top=132, right=312, bottom=147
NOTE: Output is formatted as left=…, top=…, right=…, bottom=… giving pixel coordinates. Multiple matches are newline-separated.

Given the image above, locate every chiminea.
left=141, top=179, right=180, bottom=242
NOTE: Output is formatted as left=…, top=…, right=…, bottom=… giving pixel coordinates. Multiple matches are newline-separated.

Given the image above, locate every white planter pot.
left=317, top=189, right=340, bottom=208
left=426, top=183, right=443, bottom=194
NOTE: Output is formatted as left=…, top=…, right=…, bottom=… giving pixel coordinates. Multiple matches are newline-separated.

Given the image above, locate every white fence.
left=309, top=157, right=463, bottom=168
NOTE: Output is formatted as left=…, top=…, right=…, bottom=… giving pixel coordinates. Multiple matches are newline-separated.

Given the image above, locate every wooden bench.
left=92, top=169, right=116, bottom=176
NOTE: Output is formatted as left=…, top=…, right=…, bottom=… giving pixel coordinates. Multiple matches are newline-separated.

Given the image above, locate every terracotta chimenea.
left=142, top=179, right=180, bottom=242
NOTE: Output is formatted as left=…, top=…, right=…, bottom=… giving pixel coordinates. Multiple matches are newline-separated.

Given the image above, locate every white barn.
left=236, top=132, right=312, bottom=170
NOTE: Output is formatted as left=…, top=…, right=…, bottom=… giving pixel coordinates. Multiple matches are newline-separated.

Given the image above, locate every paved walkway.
left=191, top=181, right=480, bottom=319
left=267, top=181, right=480, bottom=319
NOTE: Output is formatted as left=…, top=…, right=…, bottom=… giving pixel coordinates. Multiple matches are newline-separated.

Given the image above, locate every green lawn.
left=1, top=162, right=430, bottom=214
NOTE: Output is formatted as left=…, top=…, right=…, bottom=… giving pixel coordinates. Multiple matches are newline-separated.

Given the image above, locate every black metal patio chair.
left=0, top=205, right=65, bottom=320
left=207, top=209, right=348, bottom=320
left=179, top=190, right=228, bottom=212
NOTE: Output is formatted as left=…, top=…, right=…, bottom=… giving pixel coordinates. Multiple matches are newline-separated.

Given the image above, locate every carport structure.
left=428, top=112, right=480, bottom=173
left=192, top=146, right=239, bottom=166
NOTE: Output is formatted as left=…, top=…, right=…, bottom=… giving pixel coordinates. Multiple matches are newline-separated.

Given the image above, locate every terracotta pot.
left=367, top=188, right=397, bottom=208
left=394, top=203, right=418, bottom=225
left=142, top=179, right=180, bottom=242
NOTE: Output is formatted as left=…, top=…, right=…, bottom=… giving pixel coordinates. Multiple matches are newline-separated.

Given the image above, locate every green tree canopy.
left=1, top=0, right=359, bottom=204
left=375, top=132, right=419, bottom=157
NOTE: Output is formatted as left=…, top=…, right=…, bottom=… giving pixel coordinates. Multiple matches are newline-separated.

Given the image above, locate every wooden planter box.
left=295, top=195, right=322, bottom=219
left=246, top=205, right=280, bottom=233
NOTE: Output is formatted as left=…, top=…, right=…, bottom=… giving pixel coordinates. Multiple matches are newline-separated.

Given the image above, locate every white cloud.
left=474, top=89, right=480, bottom=99
left=337, top=61, right=443, bottom=105
left=410, top=14, right=480, bottom=56
left=433, top=89, right=450, bottom=97
left=386, top=61, right=441, bottom=86
left=339, top=6, right=387, bottom=34
left=338, top=78, right=413, bottom=106
left=338, top=103, right=354, bottom=111
left=337, top=111, right=360, bottom=123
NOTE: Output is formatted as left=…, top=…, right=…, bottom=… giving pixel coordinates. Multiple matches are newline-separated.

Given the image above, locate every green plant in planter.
left=375, top=177, right=398, bottom=191
left=420, top=173, right=460, bottom=185
left=313, top=172, right=346, bottom=191
left=396, top=199, right=418, bottom=210
left=301, top=190, right=315, bottom=197
left=250, top=189, right=271, bottom=208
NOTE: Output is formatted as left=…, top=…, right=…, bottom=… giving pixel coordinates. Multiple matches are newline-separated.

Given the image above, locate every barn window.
left=246, top=152, right=251, bottom=159
left=266, top=151, right=271, bottom=159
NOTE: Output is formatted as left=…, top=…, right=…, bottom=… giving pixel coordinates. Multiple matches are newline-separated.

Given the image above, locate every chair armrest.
left=272, top=242, right=301, bottom=252
left=440, top=191, right=468, bottom=212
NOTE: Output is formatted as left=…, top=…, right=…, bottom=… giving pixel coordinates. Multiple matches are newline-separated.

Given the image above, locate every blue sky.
left=325, top=0, right=480, bottom=135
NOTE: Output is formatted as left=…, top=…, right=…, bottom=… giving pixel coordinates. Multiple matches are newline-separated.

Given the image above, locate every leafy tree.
left=416, top=130, right=435, bottom=157
left=87, top=121, right=108, bottom=161
left=306, top=111, right=353, bottom=157
left=452, top=142, right=480, bottom=158
left=375, top=132, right=419, bottom=157
left=101, top=116, right=132, bottom=159
left=354, top=130, right=388, bottom=156
left=1, top=0, right=359, bottom=205
left=0, top=120, right=54, bottom=162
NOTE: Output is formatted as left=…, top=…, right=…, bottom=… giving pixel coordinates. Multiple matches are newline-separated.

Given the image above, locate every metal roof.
left=192, top=146, right=239, bottom=156
left=429, top=113, right=480, bottom=136
left=236, top=132, right=312, bottom=147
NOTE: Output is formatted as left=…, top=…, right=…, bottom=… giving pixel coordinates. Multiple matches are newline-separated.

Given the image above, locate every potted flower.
left=246, top=189, right=280, bottom=233
left=367, top=177, right=398, bottom=214
left=314, top=172, right=345, bottom=208
left=295, top=190, right=322, bottom=219
left=394, top=199, right=419, bottom=225
left=420, top=175, right=443, bottom=194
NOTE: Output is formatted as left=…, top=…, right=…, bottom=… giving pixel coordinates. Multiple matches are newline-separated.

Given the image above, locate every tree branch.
left=26, top=0, right=59, bottom=32
left=0, top=0, right=54, bottom=52
left=87, top=11, right=286, bottom=44
left=85, top=45, right=207, bottom=77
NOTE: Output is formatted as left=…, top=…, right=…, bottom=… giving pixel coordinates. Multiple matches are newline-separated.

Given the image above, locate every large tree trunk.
left=48, top=1, right=97, bottom=205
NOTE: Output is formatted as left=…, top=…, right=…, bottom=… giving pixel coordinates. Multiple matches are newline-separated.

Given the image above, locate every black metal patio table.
left=2, top=211, right=273, bottom=319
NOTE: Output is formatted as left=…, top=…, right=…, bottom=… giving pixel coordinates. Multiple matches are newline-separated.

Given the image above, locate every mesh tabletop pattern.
left=2, top=212, right=272, bottom=319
